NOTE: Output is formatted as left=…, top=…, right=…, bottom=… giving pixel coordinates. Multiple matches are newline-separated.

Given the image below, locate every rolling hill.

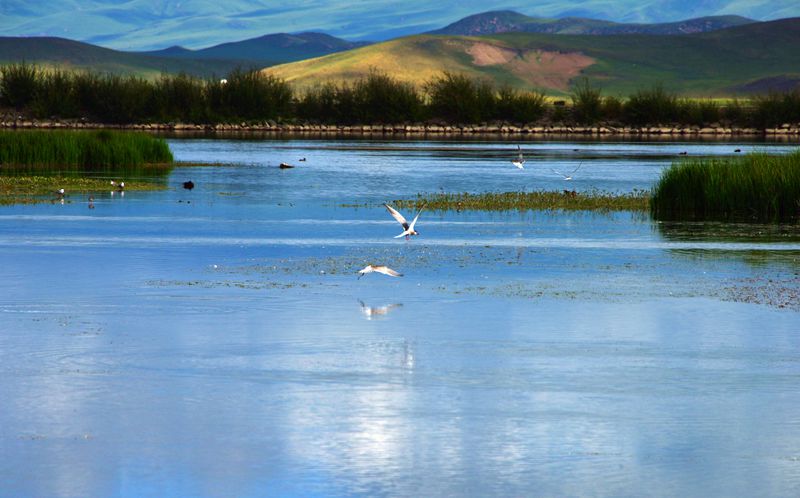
left=429, top=11, right=756, bottom=36
left=264, top=18, right=800, bottom=96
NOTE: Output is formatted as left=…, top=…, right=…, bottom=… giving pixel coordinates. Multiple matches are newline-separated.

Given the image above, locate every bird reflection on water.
left=357, top=300, right=403, bottom=320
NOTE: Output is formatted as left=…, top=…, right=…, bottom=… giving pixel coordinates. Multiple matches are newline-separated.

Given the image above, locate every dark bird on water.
left=734, top=148, right=742, bottom=153
left=279, top=162, right=295, bottom=169
left=183, top=181, right=195, bottom=190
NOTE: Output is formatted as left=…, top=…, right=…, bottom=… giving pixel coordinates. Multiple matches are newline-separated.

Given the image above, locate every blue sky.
left=1, top=0, right=797, bottom=49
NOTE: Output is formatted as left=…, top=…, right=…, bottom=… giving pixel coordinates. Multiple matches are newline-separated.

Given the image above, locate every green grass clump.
left=651, top=151, right=800, bottom=222
left=394, top=190, right=650, bottom=212
left=0, top=130, right=173, bottom=176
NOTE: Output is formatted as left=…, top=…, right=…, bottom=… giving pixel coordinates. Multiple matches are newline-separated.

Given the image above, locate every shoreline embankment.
left=3, top=119, right=800, bottom=137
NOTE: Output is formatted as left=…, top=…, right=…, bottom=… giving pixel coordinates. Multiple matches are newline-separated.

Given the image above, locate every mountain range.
left=1, top=1, right=799, bottom=50
left=428, top=11, right=755, bottom=36
left=2, top=10, right=800, bottom=96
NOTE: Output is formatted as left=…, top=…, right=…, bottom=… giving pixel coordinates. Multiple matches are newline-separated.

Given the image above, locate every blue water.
left=1, top=137, right=799, bottom=497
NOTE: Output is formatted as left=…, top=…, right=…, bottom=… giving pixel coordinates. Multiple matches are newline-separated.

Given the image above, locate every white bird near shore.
left=384, top=203, right=424, bottom=239
left=357, top=265, right=403, bottom=279
left=551, top=162, right=582, bottom=180
left=511, top=145, right=525, bottom=169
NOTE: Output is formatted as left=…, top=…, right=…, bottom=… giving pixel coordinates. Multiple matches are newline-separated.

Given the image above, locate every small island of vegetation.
left=0, top=129, right=173, bottom=203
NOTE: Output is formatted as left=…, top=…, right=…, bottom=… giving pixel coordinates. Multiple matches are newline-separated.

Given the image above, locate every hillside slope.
left=265, top=18, right=800, bottom=96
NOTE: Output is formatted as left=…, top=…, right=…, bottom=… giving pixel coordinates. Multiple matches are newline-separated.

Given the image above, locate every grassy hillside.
left=265, top=18, right=800, bottom=96
left=0, top=37, right=241, bottom=78
left=429, top=11, right=755, bottom=36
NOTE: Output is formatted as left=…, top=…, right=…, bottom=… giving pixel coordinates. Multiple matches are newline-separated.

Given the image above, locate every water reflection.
left=656, top=220, right=800, bottom=243
left=3, top=137, right=800, bottom=497
left=357, top=300, right=403, bottom=320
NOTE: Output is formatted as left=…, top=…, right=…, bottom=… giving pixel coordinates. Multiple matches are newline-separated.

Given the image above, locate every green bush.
left=496, top=86, right=546, bottom=123
left=0, top=62, right=39, bottom=109
left=751, top=90, right=800, bottom=128
left=153, top=73, right=208, bottom=122
left=623, top=84, right=680, bottom=125
left=426, top=72, right=487, bottom=123
left=571, top=78, right=603, bottom=124
left=31, top=69, right=79, bottom=118
left=677, top=99, right=720, bottom=126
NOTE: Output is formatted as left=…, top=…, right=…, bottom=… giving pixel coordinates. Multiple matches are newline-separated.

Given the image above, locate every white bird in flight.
left=511, top=145, right=525, bottom=169
left=357, top=265, right=403, bottom=279
left=551, top=163, right=582, bottom=180
left=384, top=203, right=424, bottom=239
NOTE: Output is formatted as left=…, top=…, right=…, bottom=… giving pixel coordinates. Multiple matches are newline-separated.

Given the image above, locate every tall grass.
left=651, top=151, right=800, bottom=222
left=0, top=130, right=173, bottom=176
left=2, top=63, right=800, bottom=127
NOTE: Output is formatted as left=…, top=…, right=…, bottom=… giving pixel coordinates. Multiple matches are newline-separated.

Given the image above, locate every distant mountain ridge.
left=0, top=37, right=240, bottom=77
left=143, top=32, right=370, bottom=65
left=0, top=32, right=369, bottom=78
left=429, top=11, right=756, bottom=36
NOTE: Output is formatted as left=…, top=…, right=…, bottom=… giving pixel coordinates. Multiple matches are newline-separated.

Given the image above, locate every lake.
left=1, top=135, right=799, bottom=497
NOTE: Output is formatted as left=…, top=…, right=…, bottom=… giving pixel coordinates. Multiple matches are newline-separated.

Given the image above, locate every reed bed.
left=7, top=63, right=799, bottom=127
left=0, top=129, right=173, bottom=176
left=651, top=151, right=800, bottom=222
left=393, top=190, right=650, bottom=212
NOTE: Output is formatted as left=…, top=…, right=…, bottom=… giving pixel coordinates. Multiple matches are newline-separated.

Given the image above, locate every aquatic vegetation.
left=0, top=175, right=165, bottom=204
left=393, top=189, right=650, bottom=212
left=0, top=130, right=173, bottom=176
left=651, top=151, right=800, bottom=222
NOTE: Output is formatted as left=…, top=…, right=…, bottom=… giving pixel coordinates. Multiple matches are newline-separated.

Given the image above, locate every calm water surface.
left=1, top=137, right=799, bottom=497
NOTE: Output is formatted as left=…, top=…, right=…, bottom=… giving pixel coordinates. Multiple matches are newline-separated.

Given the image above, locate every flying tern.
left=551, top=163, right=582, bottom=180
left=357, top=265, right=403, bottom=279
left=511, top=145, right=525, bottom=169
left=384, top=203, right=424, bottom=239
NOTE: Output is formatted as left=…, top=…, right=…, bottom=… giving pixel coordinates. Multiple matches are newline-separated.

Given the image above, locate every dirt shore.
left=2, top=118, right=800, bottom=136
